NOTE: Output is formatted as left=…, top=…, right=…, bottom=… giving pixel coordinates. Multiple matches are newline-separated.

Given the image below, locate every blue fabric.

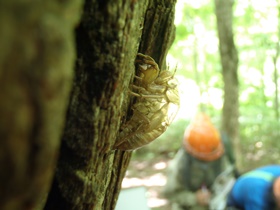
left=227, top=165, right=280, bottom=210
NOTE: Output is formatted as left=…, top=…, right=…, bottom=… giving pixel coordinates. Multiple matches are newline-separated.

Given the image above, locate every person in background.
left=226, top=165, right=280, bottom=210
left=162, top=113, right=237, bottom=210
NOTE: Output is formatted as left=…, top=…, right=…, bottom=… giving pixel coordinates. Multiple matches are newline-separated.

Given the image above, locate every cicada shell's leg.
left=134, top=75, right=143, bottom=81
left=130, top=84, right=165, bottom=99
left=129, top=90, right=164, bottom=99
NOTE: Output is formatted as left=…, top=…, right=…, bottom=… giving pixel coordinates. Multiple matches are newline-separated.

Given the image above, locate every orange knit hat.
left=183, top=113, right=224, bottom=161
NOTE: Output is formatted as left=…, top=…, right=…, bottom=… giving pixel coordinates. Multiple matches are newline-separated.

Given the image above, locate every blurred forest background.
left=121, top=0, right=280, bottom=209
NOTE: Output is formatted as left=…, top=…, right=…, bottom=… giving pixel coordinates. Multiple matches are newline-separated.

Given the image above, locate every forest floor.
left=121, top=154, right=171, bottom=210
left=120, top=146, right=280, bottom=210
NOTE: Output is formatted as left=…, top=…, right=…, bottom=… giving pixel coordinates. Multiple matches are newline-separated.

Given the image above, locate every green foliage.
left=133, top=0, right=280, bottom=169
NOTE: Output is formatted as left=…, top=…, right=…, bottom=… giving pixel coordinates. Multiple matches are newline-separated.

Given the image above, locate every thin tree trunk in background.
left=260, top=57, right=269, bottom=107
left=45, top=0, right=176, bottom=210
left=193, top=37, right=204, bottom=111
left=272, top=5, right=280, bottom=123
left=214, top=0, right=240, bottom=169
left=273, top=48, right=279, bottom=122
left=0, top=1, right=83, bottom=209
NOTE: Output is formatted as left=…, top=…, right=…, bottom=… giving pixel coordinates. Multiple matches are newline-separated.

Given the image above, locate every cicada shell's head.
left=137, top=63, right=159, bottom=84
left=136, top=53, right=160, bottom=85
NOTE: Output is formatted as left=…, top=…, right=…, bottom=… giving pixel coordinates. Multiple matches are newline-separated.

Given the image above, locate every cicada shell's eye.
left=138, top=64, right=151, bottom=71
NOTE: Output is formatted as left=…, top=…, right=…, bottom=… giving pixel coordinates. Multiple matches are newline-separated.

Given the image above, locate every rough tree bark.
left=45, top=1, right=176, bottom=210
left=0, top=1, right=83, bottom=209
left=0, top=0, right=176, bottom=210
left=214, top=0, right=240, bottom=168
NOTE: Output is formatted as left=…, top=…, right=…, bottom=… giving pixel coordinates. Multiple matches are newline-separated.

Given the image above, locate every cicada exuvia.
left=114, top=53, right=180, bottom=150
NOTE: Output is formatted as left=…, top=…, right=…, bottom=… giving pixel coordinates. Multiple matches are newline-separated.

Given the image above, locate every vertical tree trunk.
left=273, top=48, right=279, bottom=122
left=214, top=0, right=240, bottom=168
left=0, top=1, right=83, bottom=209
left=272, top=5, right=280, bottom=123
left=45, top=0, right=176, bottom=210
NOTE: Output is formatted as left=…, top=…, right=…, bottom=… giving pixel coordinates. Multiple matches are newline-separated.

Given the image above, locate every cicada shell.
left=114, top=53, right=180, bottom=150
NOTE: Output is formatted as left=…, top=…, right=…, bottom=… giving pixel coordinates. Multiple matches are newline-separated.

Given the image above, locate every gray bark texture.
left=44, top=0, right=176, bottom=210
left=214, top=0, right=240, bottom=168
left=0, top=1, right=83, bottom=210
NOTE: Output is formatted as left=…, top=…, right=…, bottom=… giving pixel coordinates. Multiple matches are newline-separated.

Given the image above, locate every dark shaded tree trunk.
left=0, top=0, right=176, bottom=210
left=214, top=0, right=240, bottom=168
left=45, top=0, right=176, bottom=210
left=0, top=1, right=83, bottom=209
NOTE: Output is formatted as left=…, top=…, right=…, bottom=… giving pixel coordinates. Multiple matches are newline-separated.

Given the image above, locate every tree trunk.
left=45, top=0, right=176, bottom=210
left=214, top=0, right=240, bottom=168
left=0, top=1, right=83, bottom=209
left=272, top=5, right=280, bottom=123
